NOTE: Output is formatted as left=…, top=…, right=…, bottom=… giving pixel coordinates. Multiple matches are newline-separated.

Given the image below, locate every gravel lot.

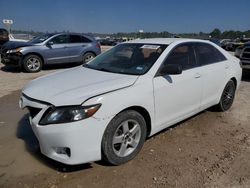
left=0, top=49, right=250, bottom=188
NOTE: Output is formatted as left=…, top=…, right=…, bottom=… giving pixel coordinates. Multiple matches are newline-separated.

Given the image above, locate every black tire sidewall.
left=101, top=110, right=147, bottom=165
left=23, top=55, right=42, bottom=73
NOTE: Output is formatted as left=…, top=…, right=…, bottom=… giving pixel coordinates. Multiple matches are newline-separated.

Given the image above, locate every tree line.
left=210, top=28, right=250, bottom=39
left=10, top=28, right=250, bottom=39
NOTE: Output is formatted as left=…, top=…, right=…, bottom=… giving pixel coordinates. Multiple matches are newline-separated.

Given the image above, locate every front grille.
left=0, top=49, right=7, bottom=59
left=0, top=48, right=7, bottom=54
left=27, top=106, right=42, bottom=118
left=242, top=47, right=250, bottom=59
left=242, top=62, right=250, bottom=65
left=244, top=48, right=250, bottom=52
left=242, top=53, right=250, bottom=59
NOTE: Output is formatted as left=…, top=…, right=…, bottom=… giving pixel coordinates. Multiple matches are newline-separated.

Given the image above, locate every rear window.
left=194, top=43, right=227, bottom=65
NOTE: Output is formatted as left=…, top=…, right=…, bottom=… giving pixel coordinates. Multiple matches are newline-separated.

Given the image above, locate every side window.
left=49, top=35, right=69, bottom=44
left=163, top=44, right=196, bottom=70
left=69, top=35, right=82, bottom=43
left=194, top=43, right=227, bottom=65
left=81, top=36, right=92, bottom=43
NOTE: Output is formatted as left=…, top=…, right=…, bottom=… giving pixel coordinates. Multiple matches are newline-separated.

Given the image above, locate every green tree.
left=210, top=28, right=221, bottom=38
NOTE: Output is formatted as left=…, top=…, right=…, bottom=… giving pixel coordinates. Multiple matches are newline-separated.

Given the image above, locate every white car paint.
left=23, top=67, right=138, bottom=106
left=20, top=38, right=242, bottom=165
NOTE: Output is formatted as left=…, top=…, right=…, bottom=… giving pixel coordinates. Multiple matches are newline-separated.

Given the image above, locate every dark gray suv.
left=0, top=33, right=101, bottom=72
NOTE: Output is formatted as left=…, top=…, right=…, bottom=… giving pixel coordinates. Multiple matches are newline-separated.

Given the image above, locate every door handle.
left=64, top=46, right=68, bottom=48
left=194, top=73, right=201, bottom=78
left=225, top=64, right=229, bottom=69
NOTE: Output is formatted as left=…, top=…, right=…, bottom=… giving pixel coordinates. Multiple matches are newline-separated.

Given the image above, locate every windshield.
left=84, top=43, right=167, bottom=75
left=29, top=34, right=54, bottom=44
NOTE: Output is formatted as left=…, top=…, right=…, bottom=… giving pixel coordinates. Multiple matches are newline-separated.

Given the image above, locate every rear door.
left=193, top=43, right=228, bottom=109
left=64, top=34, right=93, bottom=63
left=153, top=43, right=203, bottom=128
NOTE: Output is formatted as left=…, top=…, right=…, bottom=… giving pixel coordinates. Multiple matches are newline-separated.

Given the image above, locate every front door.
left=43, top=34, right=70, bottom=64
left=153, top=43, right=203, bottom=128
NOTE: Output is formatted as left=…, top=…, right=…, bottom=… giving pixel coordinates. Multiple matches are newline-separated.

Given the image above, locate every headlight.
left=6, top=48, right=22, bottom=54
left=39, top=104, right=101, bottom=125
left=235, top=48, right=242, bottom=57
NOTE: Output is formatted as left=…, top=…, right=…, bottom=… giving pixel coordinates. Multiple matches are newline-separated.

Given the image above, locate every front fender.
left=82, top=76, right=155, bottom=125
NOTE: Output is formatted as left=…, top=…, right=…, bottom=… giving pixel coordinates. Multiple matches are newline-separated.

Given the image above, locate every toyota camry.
left=20, top=38, right=242, bottom=165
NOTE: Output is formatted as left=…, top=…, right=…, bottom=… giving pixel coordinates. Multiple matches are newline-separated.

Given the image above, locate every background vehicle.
left=224, top=38, right=250, bottom=51
left=220, top=39, right=232, bottom=49
left=99, top=38, right=120, bottom=46
left=0, top=33, right=101, bottom=72
left=205, top=38, right=221, bottom=46
left=20, top=38, right=242, bottom=166
left=235, top=41, right=250, bottom=69
left=0, top=28, right=9, bottom=47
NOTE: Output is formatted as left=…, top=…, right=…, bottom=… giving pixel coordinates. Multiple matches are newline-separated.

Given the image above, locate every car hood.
left=2, top=41, right=34, bottom=50
left=22, top=67, right=138, bottom=106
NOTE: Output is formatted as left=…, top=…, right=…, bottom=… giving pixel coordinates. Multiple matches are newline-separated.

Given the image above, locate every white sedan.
left=20, top=38, right=242, bottom=165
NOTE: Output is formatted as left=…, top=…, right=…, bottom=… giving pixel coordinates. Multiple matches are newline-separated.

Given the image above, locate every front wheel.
left=214, top=80, right=236, bottom=111
left=101, top=110, right=147, bottom=165
left=82, top=52, right=95, bottom=64
left=22, top=55, right=42, bottom=73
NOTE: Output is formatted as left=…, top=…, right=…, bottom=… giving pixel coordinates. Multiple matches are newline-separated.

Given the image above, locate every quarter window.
left=81, top=36, right=92, bottom=43
left=194, top=43, right=227, bottom=65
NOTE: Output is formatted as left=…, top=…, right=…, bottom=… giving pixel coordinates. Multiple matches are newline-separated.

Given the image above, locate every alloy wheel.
left=112, top=119, right=141, bottom=157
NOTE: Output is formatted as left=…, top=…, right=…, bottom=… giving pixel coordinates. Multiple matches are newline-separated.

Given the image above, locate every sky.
left=0, top=0, right=250, bottom=33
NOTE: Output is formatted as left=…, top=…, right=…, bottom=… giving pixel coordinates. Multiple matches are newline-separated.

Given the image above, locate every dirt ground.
left=0, top=62, right=250, bottom=187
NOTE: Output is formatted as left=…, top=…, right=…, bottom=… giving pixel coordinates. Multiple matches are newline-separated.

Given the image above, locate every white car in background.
left=20, top=38, right=242, bottom=165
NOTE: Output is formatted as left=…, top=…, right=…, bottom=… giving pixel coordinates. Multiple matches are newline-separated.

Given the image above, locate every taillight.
left=97, top=42, right=101, bottom=49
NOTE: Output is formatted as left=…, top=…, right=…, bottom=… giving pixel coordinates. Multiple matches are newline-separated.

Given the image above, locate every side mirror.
left=46, top=41, right=54, bottom=46
left=160, top=64, right=182, bottom=75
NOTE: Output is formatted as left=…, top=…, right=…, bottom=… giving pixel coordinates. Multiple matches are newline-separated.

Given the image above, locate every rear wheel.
left=101, top=110, right=147, bottom=165
left=82, top=52, right=95, bottom=64
left=23, top=55, right=42, bottom=73
left=214, top=80, right=236, bottom=111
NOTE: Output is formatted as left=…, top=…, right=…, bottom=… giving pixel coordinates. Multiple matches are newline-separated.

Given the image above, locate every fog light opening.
left=55, top=147, right=71, bottom=157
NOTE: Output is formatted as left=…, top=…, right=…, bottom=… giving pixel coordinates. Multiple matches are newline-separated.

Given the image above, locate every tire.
left=82, top=52, right=95, bottom=64
left=214, top=80, right=236, bottom=112
left=23, top=54, right=42, bottom=73
left=101, top=110, right=147, bottom=165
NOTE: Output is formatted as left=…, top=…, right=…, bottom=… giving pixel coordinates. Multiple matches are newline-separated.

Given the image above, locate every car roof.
left=126, top=38, right=207, bottom=45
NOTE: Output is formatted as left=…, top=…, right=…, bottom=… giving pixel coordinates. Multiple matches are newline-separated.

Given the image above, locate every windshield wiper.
left=82, top=64, right=90, bottom=67
left=97, top=68, right=113, bottom=73
left=83, top=64, right=113, bottom=73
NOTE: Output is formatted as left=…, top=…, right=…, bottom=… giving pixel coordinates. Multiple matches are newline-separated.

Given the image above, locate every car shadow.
left=16, top=114, right=93, bottom=172
left=242, top=70, right=250, bottom=82
left=148, top=111, right=206, bottom=139
left=0, top=64, right=21, bottom=73
left=1, top=63, right=81, bottom=73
